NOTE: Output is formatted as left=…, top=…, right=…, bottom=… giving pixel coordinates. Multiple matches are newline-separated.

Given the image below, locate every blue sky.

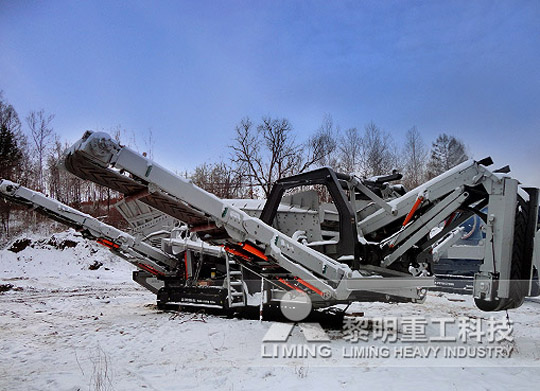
left=1, top=0, right=539, bottom=185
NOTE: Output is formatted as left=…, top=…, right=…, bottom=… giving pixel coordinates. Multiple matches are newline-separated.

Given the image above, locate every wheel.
left=475, top=195, right=529, bottom=311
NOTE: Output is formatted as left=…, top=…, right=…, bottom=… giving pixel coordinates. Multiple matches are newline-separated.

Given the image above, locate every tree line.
left=0, top=91, right=469, bottom=236
left=192, top=115, right=469, bottom=198
left=0, top=92, right=126, bottom=236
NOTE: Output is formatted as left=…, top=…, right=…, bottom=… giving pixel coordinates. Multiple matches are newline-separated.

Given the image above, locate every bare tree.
left=426, top=133, right=468, bottom=179
left=46, top=136, right=86, bottom=207
left=305, top=114, right=339, bottom=171
left=362, top=122, right=398, bottom=177
left=143, top=128, right=155, bottom=160
left=230, top=116, right=338, bottom=197
left=402, top=126, right=427, bottom=189
left=191, top=161, right=246, bottom=199
left=26, top=110, right=55, bottom=192
left=230, top=117, right=299, bottom=197
left=111, top=125, right=138, bottom=150
left=111, top=125, right=125, bottom=143
left=47, top=136, right=63, bottom=202
left=230, top=117, right=264, bottom=195
left=338, top=127, right=362, bottom=173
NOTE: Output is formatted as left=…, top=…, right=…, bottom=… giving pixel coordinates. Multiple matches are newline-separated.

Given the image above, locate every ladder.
left=225, top=253, right=246, bottom=308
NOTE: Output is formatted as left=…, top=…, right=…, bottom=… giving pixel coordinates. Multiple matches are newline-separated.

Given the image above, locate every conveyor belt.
left=65, top=150, right=215, bottom=228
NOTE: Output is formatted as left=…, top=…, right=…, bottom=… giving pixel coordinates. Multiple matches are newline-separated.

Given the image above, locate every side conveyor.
left=0, top=179, right=177, bottom=279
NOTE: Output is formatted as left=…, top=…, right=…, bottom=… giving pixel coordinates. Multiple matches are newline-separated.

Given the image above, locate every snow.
left=1, top=229, right=540, bottom=390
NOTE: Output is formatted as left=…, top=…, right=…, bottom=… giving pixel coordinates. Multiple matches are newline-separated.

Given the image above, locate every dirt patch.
left=47, top=236, right=79, bottom=250
left=89, top=261, right=103, bottom=270
left=8, top=238, right=32, bottom=253
left=8, top=235, right=80, bottom=253
left=0, top=284, right=23, bottom=293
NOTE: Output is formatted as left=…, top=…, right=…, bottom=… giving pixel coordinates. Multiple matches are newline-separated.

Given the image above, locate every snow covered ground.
left=1, top=229, right=539, bottom=391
